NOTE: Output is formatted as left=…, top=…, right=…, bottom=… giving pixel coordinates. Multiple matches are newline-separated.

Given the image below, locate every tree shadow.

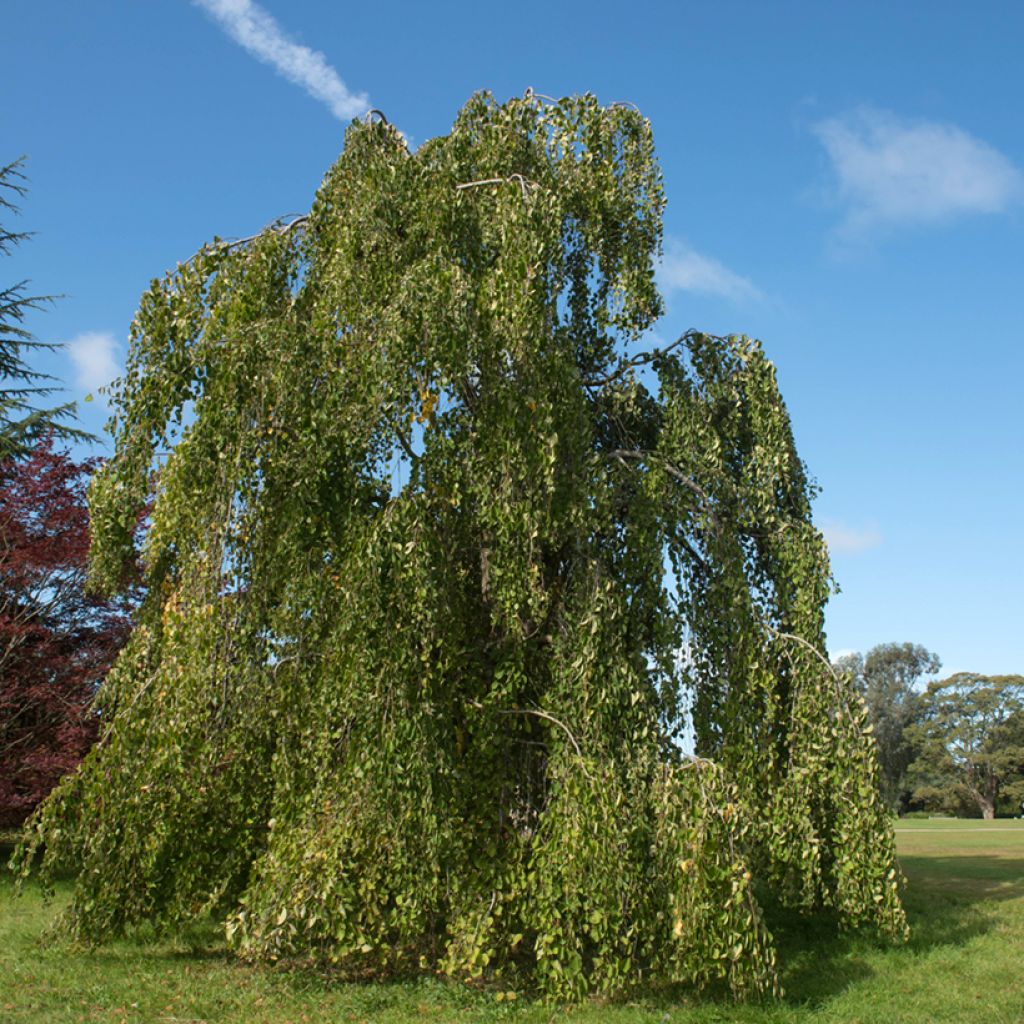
left=631, top=850, right=1024, bottom=1013
left=898, top=854, right=1024, bottom=904
left=761, top=851, right=1024, bottom=1009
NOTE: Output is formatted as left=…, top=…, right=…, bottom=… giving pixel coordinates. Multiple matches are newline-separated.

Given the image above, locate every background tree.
left=17, top=92, right=906, bottom=1000
left=834, top=643, right=940, bottom=811
left=1, top=158, right=89, bottom=458
left=0, top=440, right=134, bottom=827
left=907, top=673, right=1024, bottom=820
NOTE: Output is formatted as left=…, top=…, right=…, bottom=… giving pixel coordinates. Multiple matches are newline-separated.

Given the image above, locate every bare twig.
left=456, top=177, right=509, bottom=190
left=523, top=87, right=558, bottom=104
left=455, top=174, right=539, bottom=200
left=498, top=707, right=582, bottom=758
left=215, top=215, right=309, bottom=255
left=467, top=890, right=498, bottom=958
left=678, top=754, right=717, bottom=769
left=390, top=417, right=418, bottom=463
left=490, top=705, right=590, bottom=776
left=585, top=330, right=698, bottom=387
left=670, top=532, right=709, bottom=574
left=765, top=626, right=842, bottom=687
left=765, top=624, right=863, bottom=743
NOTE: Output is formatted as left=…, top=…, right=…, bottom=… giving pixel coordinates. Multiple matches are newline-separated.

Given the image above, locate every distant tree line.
left=835, top=644, right=1024, bottom=819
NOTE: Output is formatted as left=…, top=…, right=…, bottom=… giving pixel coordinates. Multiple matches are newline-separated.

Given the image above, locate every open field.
left=2, top=820, right=1023, bottom=1024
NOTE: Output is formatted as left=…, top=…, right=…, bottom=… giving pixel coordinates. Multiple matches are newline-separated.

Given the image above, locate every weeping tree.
left=15, top=92, right=906, bottom=1000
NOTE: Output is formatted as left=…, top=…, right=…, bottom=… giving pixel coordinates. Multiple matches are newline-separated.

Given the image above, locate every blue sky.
left=4, top=0, right=1022, bottom=675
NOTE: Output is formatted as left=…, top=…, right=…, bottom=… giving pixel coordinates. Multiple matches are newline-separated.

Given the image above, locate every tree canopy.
left=0, top=158, right=89, bottom=458
left=835, top=643, right=940, bottom=811
left=16, top=92, right=906, bottom=1000
left=0, top=441, right=133, bottom=826
left=908, top=673, right=1024, bottom=819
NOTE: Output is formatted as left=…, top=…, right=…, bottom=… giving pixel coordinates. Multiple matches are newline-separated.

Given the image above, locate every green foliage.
left=908, top=673, right=1024, bottom=819
left=0, top=158, right=90, bottom=458
left=835, top=643, right=941, bottom=811
left=13, top=91, right=905, bottom=1000
left=5, top=823, right=1023, bottom=1023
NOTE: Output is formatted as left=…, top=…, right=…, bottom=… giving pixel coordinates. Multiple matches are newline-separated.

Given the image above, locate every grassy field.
left=2, top=820, right=1023, bottom=1023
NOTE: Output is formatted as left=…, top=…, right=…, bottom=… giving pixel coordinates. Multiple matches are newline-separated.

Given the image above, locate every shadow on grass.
left=759, top=851, right=1024, bottom=1010
left=632, top=851, right=1023, bottom=1014
left=899, top=854, right=1024, bottom=902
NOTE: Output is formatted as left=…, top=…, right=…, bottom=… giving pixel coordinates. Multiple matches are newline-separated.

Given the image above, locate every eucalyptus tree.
left=16, top=92, right=905, bottom=1000
left=835, top=642, right=941, bottom=810
left=908, top=673, right=1024, bottom=819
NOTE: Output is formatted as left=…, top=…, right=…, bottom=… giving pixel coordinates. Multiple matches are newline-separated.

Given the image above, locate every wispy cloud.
left=193, top=0, right=369, bottom=121
left=660, top=240, right=762, bottom=303
left=813, top=107, right=1023, bottom=236
left=821, top=519, right=882, bottom=555
left=67, top=331, right=121, bottom=399
left=830, top=648, right=858, bottom=662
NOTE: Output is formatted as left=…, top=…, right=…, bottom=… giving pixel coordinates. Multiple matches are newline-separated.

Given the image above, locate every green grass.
left=2, top=821, right=1023, bottom=1023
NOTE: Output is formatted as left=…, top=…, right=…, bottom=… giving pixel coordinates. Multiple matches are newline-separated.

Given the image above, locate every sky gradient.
left=4, top=0, right=1022, bottom=676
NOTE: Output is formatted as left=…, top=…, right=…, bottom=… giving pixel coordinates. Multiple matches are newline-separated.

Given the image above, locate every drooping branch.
left=455, top=174, right=540, bottom=199
left=606, top=449, right=717, bottom=571
left=607, top=448, right=719, bottom=528
left=387, top=413, right=418, bottom=463
left=767, top=624, right=862, bottom=720
left=497, top=706, right=585, bottom=760
left=584, top=330, right=699, bottom=388
left=215, top=215, right=309, bottom=255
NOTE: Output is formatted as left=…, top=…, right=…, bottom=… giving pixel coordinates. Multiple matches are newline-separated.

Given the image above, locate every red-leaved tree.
left=0, top=440, right=134, bottom=827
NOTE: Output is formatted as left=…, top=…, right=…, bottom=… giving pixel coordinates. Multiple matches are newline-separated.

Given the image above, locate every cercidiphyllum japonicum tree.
left=15, top=92, right=907, bottom=1000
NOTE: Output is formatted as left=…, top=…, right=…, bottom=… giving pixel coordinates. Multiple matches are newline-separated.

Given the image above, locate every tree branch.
left=455, top=174, right=539, bottom=200
left=215, top=215, right=309, bottom=255
left=584, top=330, right=699, bottom=388
left=495, top=706, right=590, bottom=772
left=606, top=448, right=720, bottom=544
left=390, top=417, right=418, bottom=463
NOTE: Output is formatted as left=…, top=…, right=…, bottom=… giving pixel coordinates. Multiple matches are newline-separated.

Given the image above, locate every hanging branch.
left=214, top=215, right=309, bottom=255
left=584, top=330, right=699, bottom=387
left=497, top=706, right=584, bottom=760
left=607, top=448, right=720, bottom=534
left=455, top=173, right=539, bottom=200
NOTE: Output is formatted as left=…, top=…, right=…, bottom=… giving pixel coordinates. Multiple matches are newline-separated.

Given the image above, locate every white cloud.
left=660, top=241, right=762, bottom=303
left=67, top=331, right=121, bottom=397
left=821, top=519, right=882, bottom=555
left=193, top=0, right=369, bottom=121
left=813, top=108, right=1023, bottom=235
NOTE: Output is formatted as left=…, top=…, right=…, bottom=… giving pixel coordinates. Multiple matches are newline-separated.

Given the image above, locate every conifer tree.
left=0, top=159, right=89, bottom=457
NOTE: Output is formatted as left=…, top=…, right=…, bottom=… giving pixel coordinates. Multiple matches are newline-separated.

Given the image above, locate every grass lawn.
left=2, top=820, right=1023, bottom=1023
